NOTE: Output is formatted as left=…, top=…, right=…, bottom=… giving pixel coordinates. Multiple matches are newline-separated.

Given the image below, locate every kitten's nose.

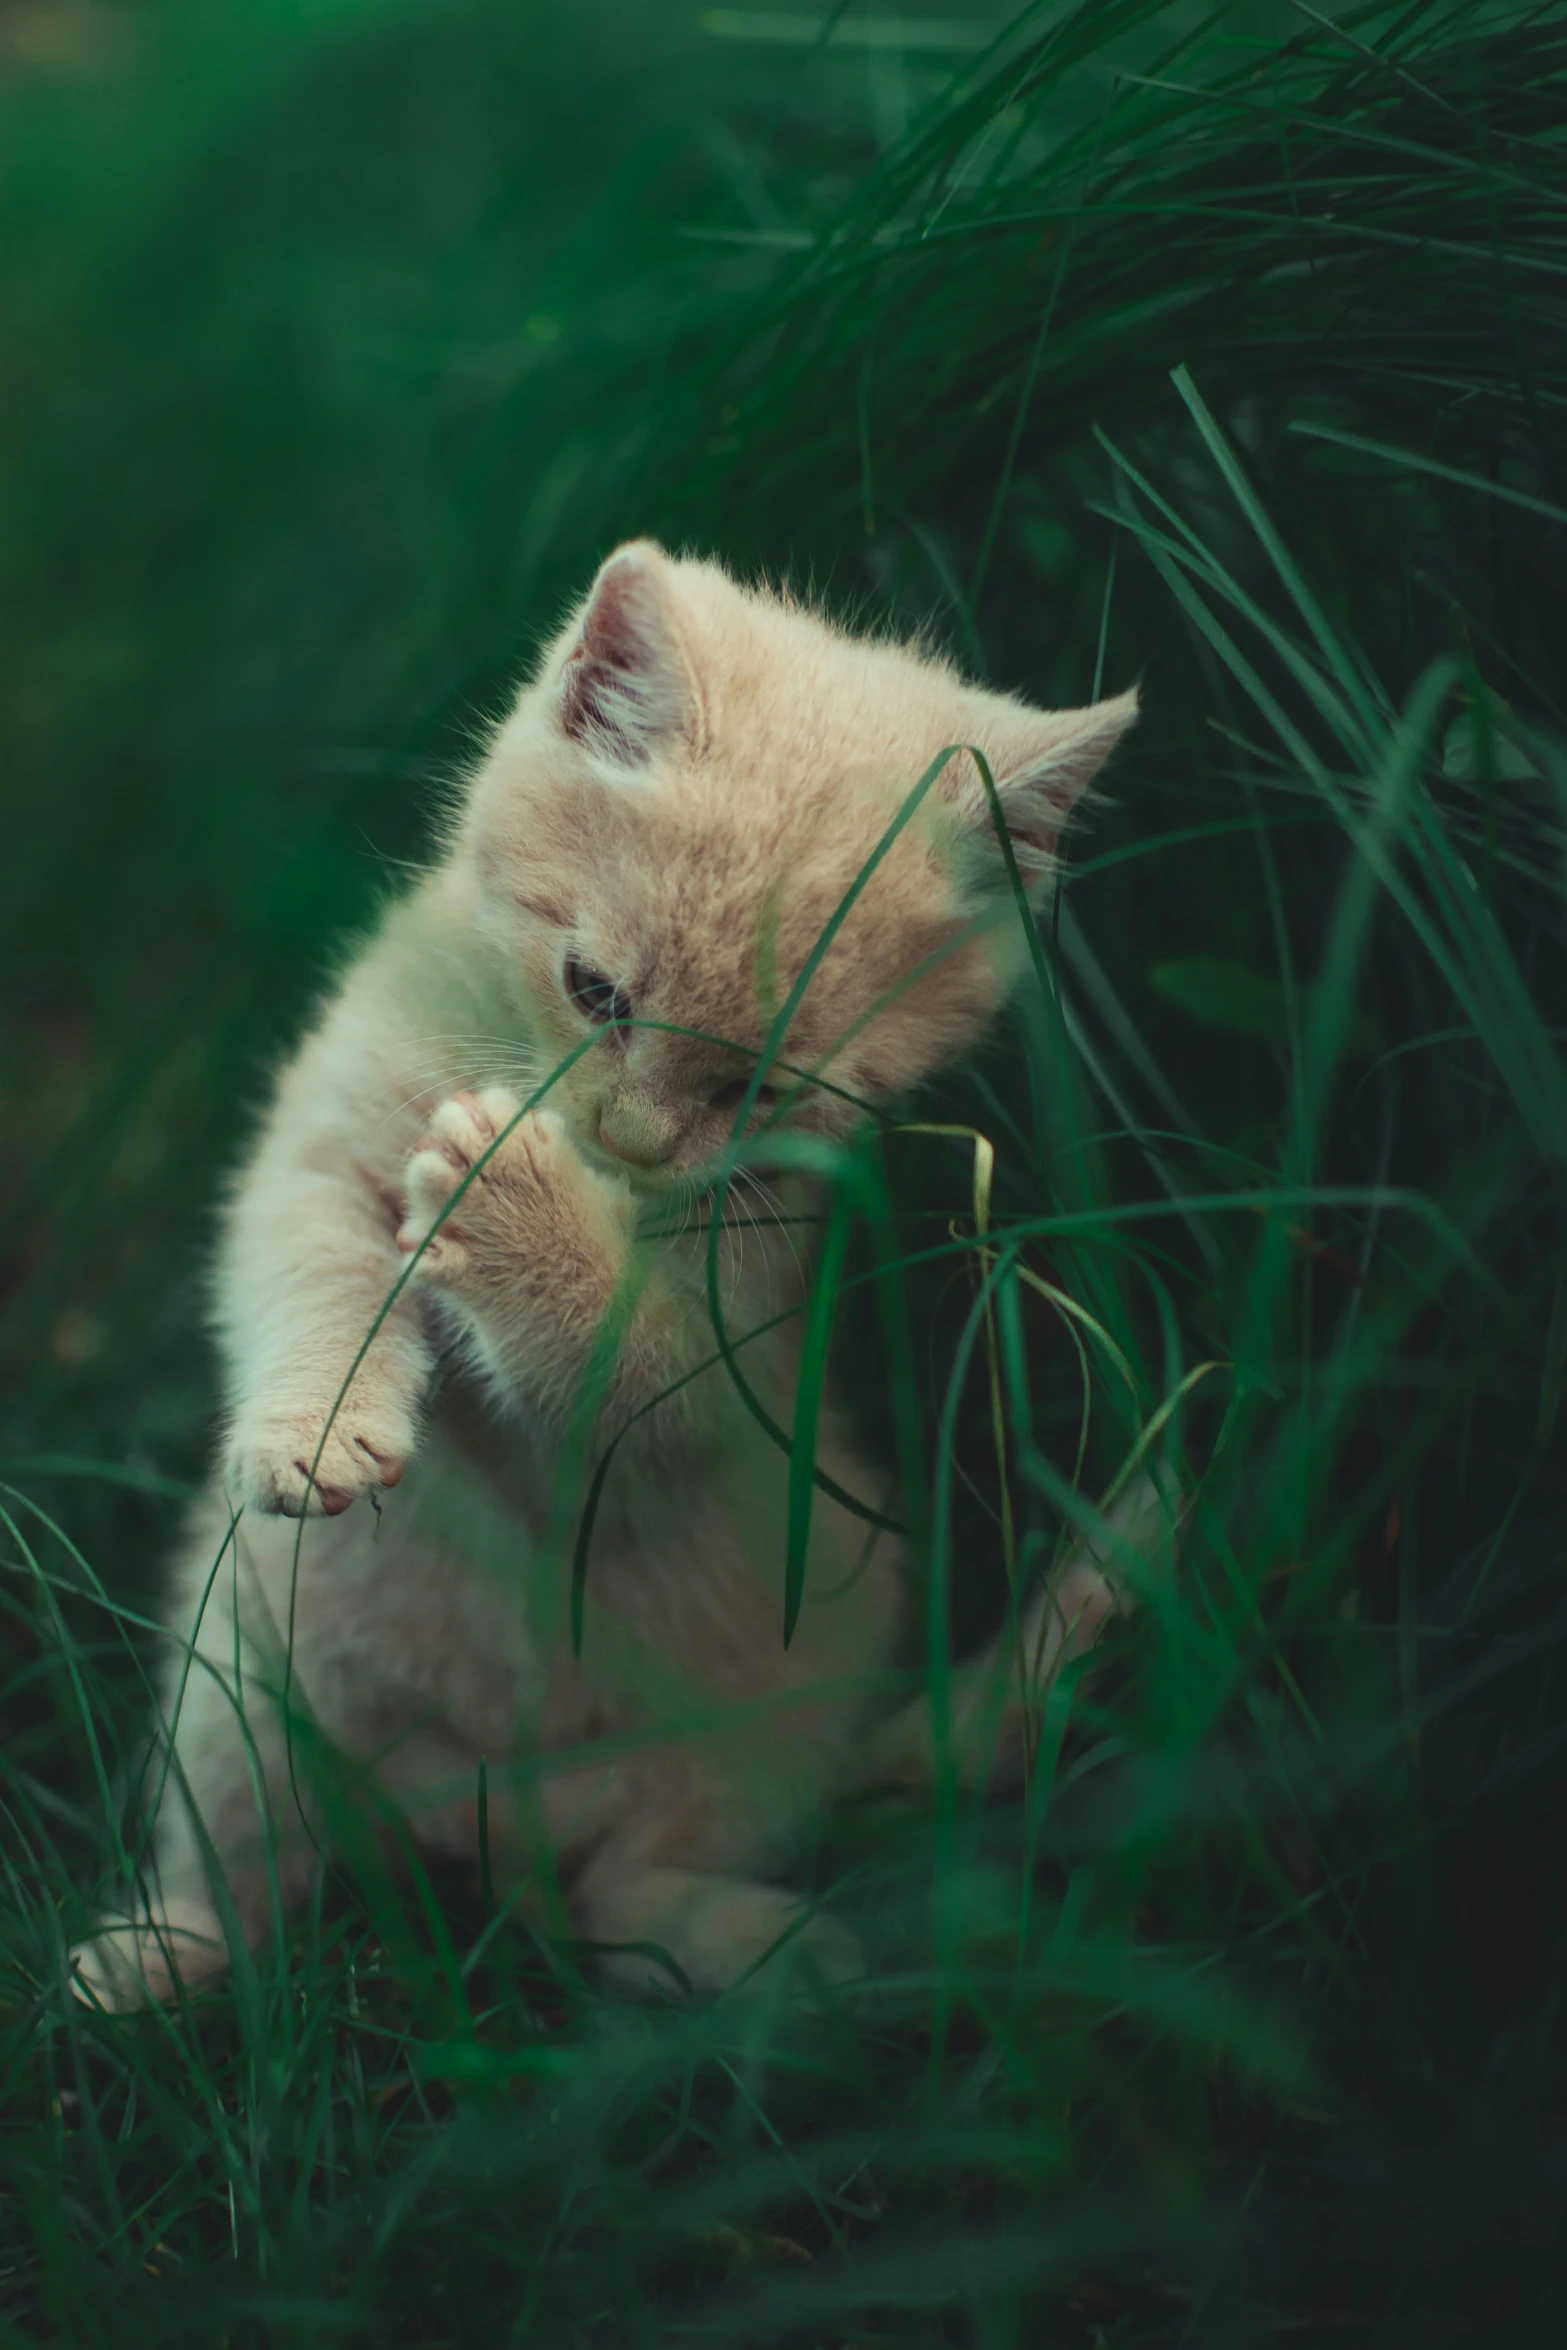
left=596, top=1100, right=678, bottom=1170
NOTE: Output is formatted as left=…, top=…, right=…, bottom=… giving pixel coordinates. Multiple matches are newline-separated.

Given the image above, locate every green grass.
left=3, top=0, right=1566, bottom=2340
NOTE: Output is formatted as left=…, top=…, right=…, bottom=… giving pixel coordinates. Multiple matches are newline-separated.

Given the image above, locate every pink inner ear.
left=582, top=556, right=654, bottom=670
left=562, top=555, right=682, bottom=766
left=993, top=778, right=1075, bottom=864
left=970, top=687, right=1140, bottom=868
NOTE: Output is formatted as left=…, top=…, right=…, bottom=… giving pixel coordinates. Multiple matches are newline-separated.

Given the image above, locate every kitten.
left=73, top=541, right=1142, bottom=2009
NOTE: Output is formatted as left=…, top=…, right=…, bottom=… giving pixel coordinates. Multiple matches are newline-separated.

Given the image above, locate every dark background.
left=2, top=4, right=1565, bottom=2342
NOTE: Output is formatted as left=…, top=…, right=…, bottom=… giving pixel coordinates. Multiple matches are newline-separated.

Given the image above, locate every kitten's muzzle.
left=595, top=1100, right=681, bottom=1172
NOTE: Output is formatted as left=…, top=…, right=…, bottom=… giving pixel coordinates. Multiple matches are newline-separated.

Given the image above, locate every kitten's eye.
left=565, top=955, right=631, bottom=1028
left=709, top=1078, right=777, bottom=1115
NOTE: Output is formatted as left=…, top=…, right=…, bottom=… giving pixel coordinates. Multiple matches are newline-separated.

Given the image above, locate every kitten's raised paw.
left=397, top=1087, right=517, bottom=1274
left=225, top=1398, right=413, bottom=1518
left=398, top=1088, right=627, bottom=1285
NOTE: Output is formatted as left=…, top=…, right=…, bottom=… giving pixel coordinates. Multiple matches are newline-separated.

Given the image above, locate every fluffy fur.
left=74, top=542, right=1142, bottom=2008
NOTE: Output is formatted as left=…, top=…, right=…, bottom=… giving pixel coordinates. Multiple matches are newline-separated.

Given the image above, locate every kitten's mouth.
left=576, top=1128, right=681, bottom=1194
left=576, top=1110, right=788, bottom=1197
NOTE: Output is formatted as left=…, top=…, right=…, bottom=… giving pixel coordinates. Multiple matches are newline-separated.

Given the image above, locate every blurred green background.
left=3, top=2, right=1566, bottom=2342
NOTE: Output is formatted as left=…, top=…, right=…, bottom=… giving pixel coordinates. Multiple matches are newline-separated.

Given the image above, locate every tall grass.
left=2, top=1, right=1565, bottom=2341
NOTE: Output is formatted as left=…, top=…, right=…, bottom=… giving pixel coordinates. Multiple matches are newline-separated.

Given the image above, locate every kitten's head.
left=459, top=541, right=1136, bottom=1189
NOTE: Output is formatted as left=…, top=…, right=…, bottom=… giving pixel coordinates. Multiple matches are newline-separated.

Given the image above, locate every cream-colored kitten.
left=75, top=542, right=1142, bottom=2009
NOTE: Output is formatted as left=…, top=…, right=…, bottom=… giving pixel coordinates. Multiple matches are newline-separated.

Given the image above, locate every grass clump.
left=2, top=2, right=1566, bottom=2342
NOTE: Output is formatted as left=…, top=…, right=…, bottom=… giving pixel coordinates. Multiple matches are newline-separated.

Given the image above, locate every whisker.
left=373, top=1049, right=549, bottom=1138
left=740, top=1167, right=808, bottom=1298
left=730, top=1169, right=788, bottom=1316
left=725, top=1174, right=766, bottom=1312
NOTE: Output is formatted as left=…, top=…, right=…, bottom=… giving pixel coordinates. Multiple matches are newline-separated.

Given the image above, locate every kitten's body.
left=77, top=545, right=1139, bottom=2007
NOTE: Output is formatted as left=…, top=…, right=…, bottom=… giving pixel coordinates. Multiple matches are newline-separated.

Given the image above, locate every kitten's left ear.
left=559, top=540, right=696, bottom=770
left=950, top=685, right=1139, bottom=883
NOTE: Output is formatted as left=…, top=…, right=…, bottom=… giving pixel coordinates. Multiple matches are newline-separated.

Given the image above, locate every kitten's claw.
left=225, top=1403, right=414, bottom=1518
left=355, top=1437, right=404, bottom=1486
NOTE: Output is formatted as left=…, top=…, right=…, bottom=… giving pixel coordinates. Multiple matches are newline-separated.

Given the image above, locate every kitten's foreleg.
left=220, top=1137, right=432, bottom=1519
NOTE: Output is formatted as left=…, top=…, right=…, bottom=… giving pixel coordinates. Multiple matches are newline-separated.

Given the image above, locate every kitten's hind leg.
left=572, top=1850, right=861, bottom=2001
left=72, top=1650, right=313, bottom=2011
left=72, top=1889, right=230, bottom=2012
left=860, top=1469, right=1183, bottom=1796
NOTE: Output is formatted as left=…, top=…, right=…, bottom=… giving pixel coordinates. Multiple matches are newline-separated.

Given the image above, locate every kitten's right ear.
left=558, top=542, right=694, bottom=770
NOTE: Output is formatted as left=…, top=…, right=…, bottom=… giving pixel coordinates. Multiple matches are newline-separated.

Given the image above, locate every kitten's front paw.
left=398, top=1088, right=630, bottom=1289
left=225, top=1395, right=414, bottom=1518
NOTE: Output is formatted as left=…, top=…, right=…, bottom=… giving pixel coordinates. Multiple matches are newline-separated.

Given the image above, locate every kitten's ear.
left=559, top=541, right=694, bottom=769
left=949, top=686, right=1139, bottom=885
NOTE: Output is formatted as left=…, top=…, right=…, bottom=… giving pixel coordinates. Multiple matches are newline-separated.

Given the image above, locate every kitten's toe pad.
left=226, top=1401, right=413, bottom=1517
